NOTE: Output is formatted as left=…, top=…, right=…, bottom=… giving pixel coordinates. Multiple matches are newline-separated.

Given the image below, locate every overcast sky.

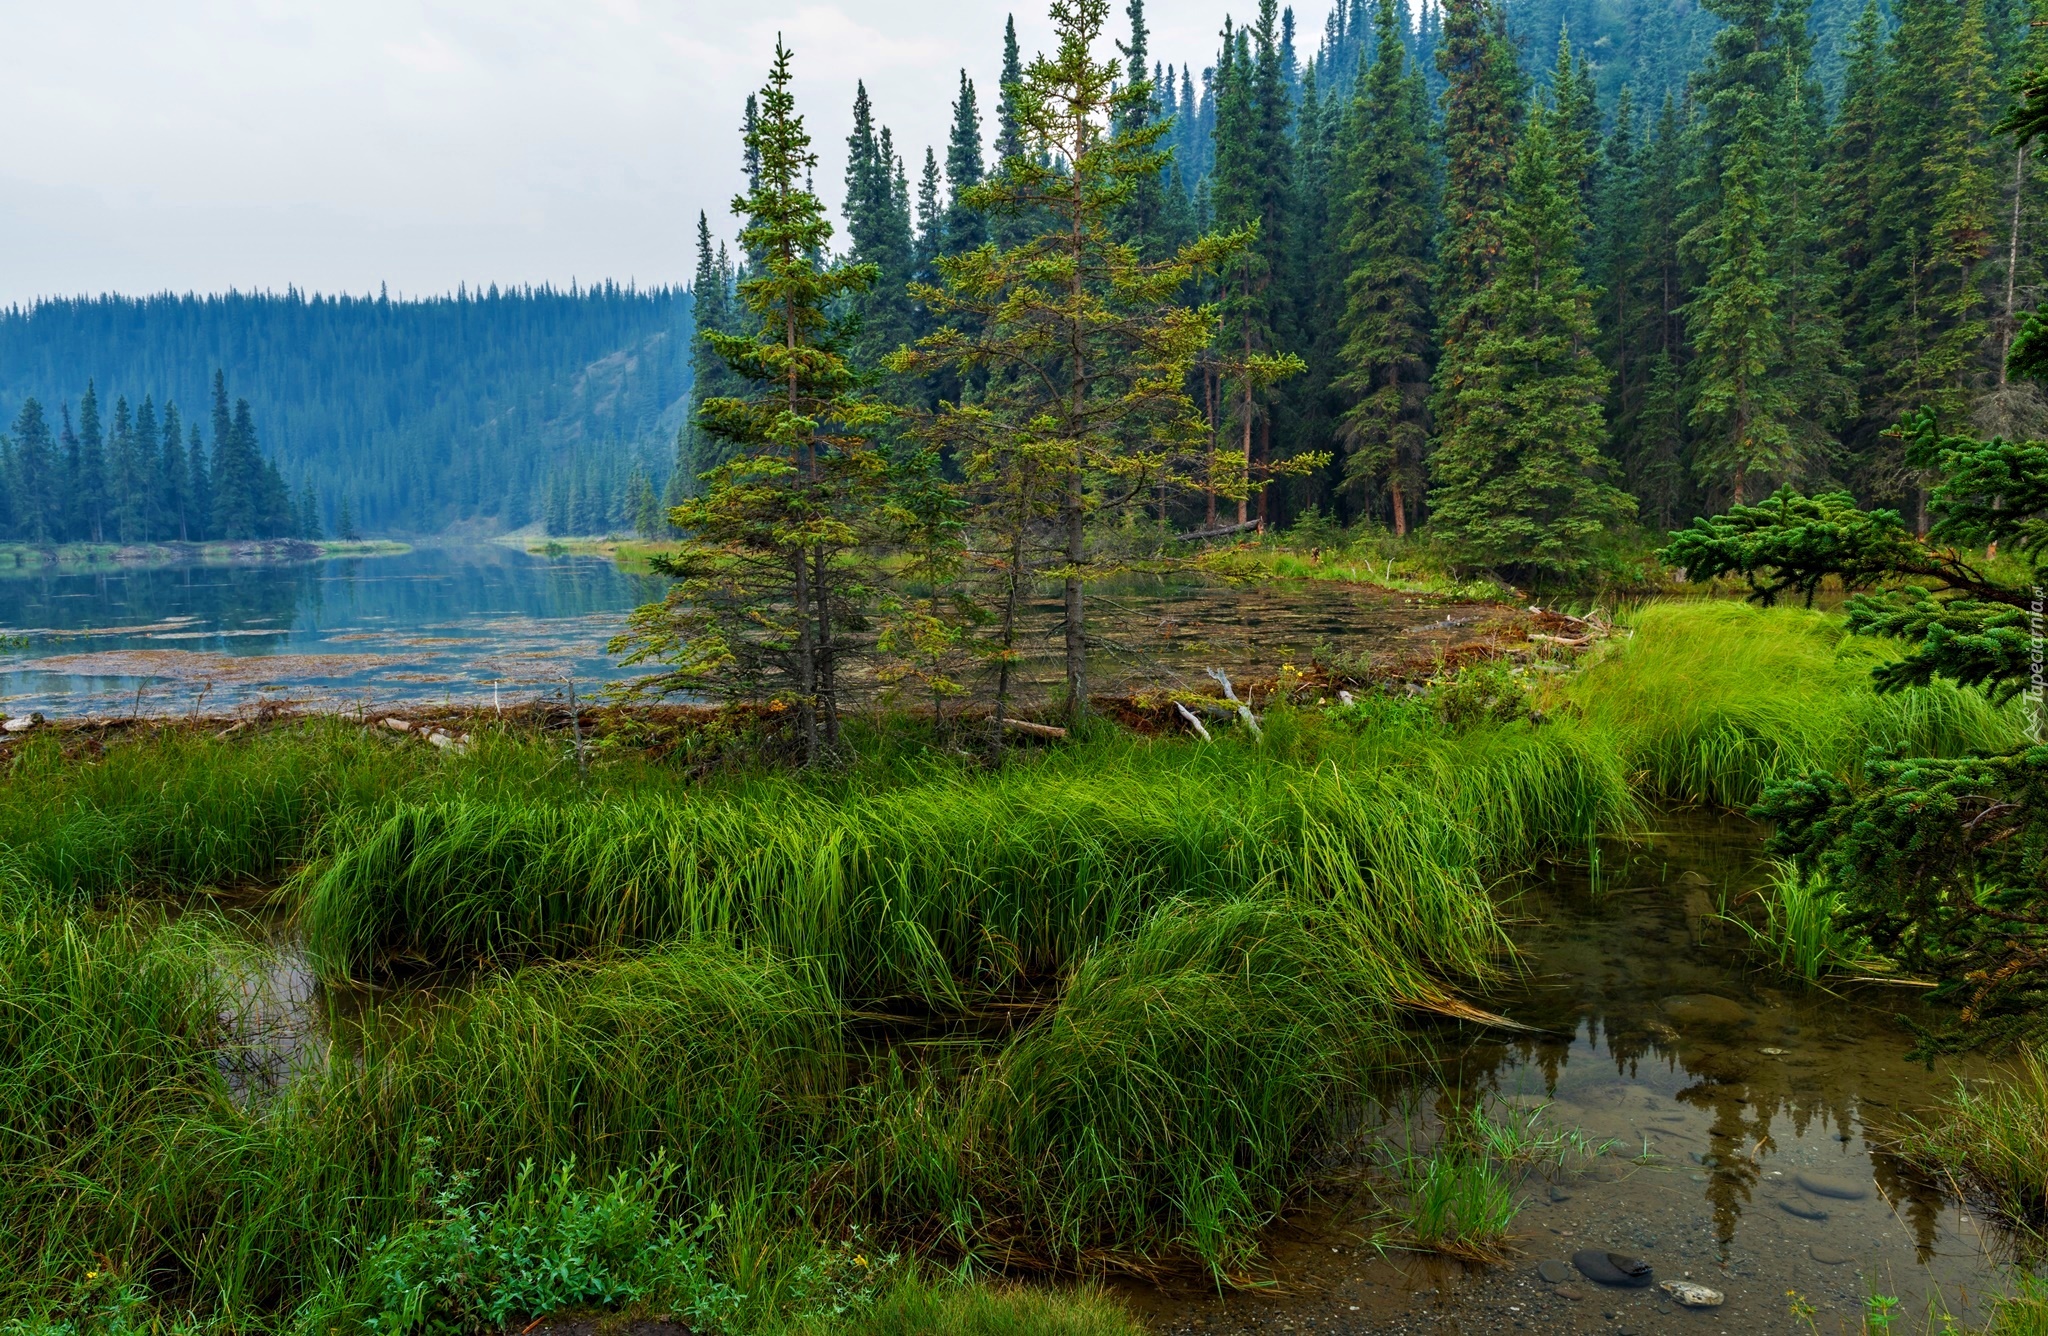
left=0, top=0, right=1275, bottom=308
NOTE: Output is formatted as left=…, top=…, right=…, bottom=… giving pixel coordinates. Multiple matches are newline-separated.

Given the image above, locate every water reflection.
left=1136, top=810, right=2027, bottom=1334
left=0, top=545, right=669, bottom=716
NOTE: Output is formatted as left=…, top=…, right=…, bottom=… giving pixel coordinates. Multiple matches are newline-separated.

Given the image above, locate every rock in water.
left=1658, top=994, right=1751, bottom=1030
left=1795, top=1171, right=1868, bottom=1200
left=1660, top=1281, right=1724, bottom=1308
left=1810, top=1245, right=1853, bottom=1265
left=1572, top=1250, right=1654, bottom=1287
left=1779, top=1197, right=1830, bottom=1221
left=1537, top=1259, right=1573, bottom=1283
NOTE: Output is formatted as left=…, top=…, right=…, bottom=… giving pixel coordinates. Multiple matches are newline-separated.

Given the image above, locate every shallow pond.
left=1127, top=810, right=2034, bottom=1335
left=0, top=545, right=667, bottom=716
left=0, top=550, right=1496, bottom=718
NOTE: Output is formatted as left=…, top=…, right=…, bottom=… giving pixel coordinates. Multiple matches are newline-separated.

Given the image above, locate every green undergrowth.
left=1569, top=600, right=2025, bottom=809
left=2, top=599, right=2033, bottom=1330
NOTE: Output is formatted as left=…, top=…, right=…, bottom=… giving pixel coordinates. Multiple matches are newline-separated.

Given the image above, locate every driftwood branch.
left=1175, top=519, right=1264, bottom=542
left=1205, top=668, right=1261, bottom=739
left=1002, top=718, right=1069, bottom=739
left=1173, top=701, right=1213, bottom=742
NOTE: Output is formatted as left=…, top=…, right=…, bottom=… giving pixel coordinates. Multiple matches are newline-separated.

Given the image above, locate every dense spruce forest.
left=0, top=374, right=317, bottom=546
left=0, top=284, right=692, bottom=539
left=681, top=0, right=2043, bottom=556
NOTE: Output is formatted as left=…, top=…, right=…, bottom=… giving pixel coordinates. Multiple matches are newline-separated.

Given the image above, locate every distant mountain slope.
left=0, top=284, right=693, bottom=535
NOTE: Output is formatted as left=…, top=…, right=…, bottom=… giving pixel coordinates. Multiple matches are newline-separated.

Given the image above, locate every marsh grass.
left=1371, top=1100, right=1618, bottom=1261
left=5, top=599, right=2033, bottom=1328
left=1569, top=601, right=2025, bottom=808
left=295, top=717, right=1633, bottom=1004
left=0, top=721, right=638, bottom=907
left=1726, top=859, right=1876, bottom=983
left=1902, top=1052, right=2048, bottom=1250
left=841, top=897, right=1401, bottom=1278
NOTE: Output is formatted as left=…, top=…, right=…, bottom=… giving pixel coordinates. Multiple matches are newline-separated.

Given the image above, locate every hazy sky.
left=1, top=1, right=1255, bottom=307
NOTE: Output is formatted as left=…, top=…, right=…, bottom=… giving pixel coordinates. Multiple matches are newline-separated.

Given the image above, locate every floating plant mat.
left=1123, top=810, right=2036, bottom=1335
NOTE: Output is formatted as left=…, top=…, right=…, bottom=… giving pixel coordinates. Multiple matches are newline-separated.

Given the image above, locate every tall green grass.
left=1902, top=1051, right=2048, bottom=1247
left=0, top=722, right=616, bottom=905
left=0, top=907, right=840, bottom=1319
left=295, top=722, right=1630, bottom=1004
left=842, top=897, right=1399, bottom=1277
left=1570, top=601, right=2026, bottom=808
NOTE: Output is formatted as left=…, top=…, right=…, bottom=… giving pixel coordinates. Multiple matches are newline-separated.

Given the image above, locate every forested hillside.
left=0, top=285, right=692, bottom=537
left=683, top=0, right=2044, bottom=563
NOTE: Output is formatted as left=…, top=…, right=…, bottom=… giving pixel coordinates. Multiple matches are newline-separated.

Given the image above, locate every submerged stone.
left=1572, top=1250, right=1655, bottom=1287
left=1660, top=1280, right=1725, bottom=1308
left=1659, top=994, right=1752, bottom=1030
left=1780, top=1196, right=1830, bottom=1221
left=1810, top=1245, right=1854, bottom=1265
left=1537, top=1259, right=1573, bottom=1283
left=1795, top=1171, right=1868, bottom=1200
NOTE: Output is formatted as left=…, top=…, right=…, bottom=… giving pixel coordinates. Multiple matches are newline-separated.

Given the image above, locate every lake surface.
left=0, top=546, right=668, bottom=717
left=0, top=549, right=1501, bottom=720
left=1131, top=811, right=2035, bottom=1334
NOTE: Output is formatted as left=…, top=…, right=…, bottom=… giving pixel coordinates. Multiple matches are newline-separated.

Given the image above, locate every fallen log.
left=1001, top=718, right=1069, bottom=739
left=1174, top=519, right=1264, bottom=542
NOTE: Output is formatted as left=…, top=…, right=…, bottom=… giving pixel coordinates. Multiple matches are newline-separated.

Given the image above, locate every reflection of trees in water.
left=0, top=560, right=313, bottom=635
left=1426, top=812, right=1968, bottom=1262
left=0, top=550, right=663, bottom=646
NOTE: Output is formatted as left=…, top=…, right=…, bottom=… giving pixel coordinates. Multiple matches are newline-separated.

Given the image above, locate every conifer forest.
left=0, top=285, right=693, bottom=539
left=670, top=0, right=2042, bottom=584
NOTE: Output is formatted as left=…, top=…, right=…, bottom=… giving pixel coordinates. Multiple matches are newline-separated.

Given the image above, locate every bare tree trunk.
left=1391, top=479, right=1407, bottom=538
left=794, top=552, right=817, bottom=765
left=1062, top=134, right=1089, bottom=731
left=1204, top=363, right=1218, bottom=527
left=814, top=546, right=838, bottom=749
left=1258, top=414, right=1271, bottom=529
left=2001, top=145, right=2028, bottom=386
left=1237, top=330, right=1252, bottom=527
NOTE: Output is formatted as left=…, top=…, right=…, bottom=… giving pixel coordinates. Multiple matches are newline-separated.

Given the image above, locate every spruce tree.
left=128, top=397, right=160, bottom=540
left=1334, top=0, right=1438, bottom=534
left=1431, top=0, right=1523, bottom=456
left=894, top=0, right=1246, bottom=731
left=843, top=84, right=918, bottom=369
left=1429, top=106, right=1632, bottom=581
left=77, top=381, right=105, bottom=543
left=943, top=73, right=987, bottom=258
left=8, top=400, right=57, bottom=543
left=1113, top=0, right=1171, bottom=257
left=614, top=40, right=887, bottom=763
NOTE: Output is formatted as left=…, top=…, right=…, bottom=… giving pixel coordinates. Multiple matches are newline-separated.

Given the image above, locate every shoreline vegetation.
left=3, top=600, right=2043, bottom=1332
left=0, top=537, right=410, bottom=574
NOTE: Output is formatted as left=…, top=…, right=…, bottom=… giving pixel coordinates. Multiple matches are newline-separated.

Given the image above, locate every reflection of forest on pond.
left=1129, top=811, right=2030, bottom=1336
left=0, top=551, right=1504, bottom=717
left=0, top=546, right=668, bottom=716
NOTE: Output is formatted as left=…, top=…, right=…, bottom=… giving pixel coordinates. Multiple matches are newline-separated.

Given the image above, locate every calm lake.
left=0, top=545, right=668, bottom=718
left=0, top=547, right=1501, bottom=720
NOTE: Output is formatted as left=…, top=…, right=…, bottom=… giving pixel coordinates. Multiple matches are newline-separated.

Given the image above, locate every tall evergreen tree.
left=942, top=72, right=988, bottom=257
left=844, top=84, right=919, bottom=369
left=76, top=381, right=104, bottom=543
left=1431, top=0, right=1524, bottom=459
left=8, top=400, right=57, bottom=543
left=1335, top=0, right=1439, bottom=533
left=616, top=40, right=887, bottom=763
left=895, top=0, right=1247, bottom=730
left=1430, top=105, right=1632, bottom=580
